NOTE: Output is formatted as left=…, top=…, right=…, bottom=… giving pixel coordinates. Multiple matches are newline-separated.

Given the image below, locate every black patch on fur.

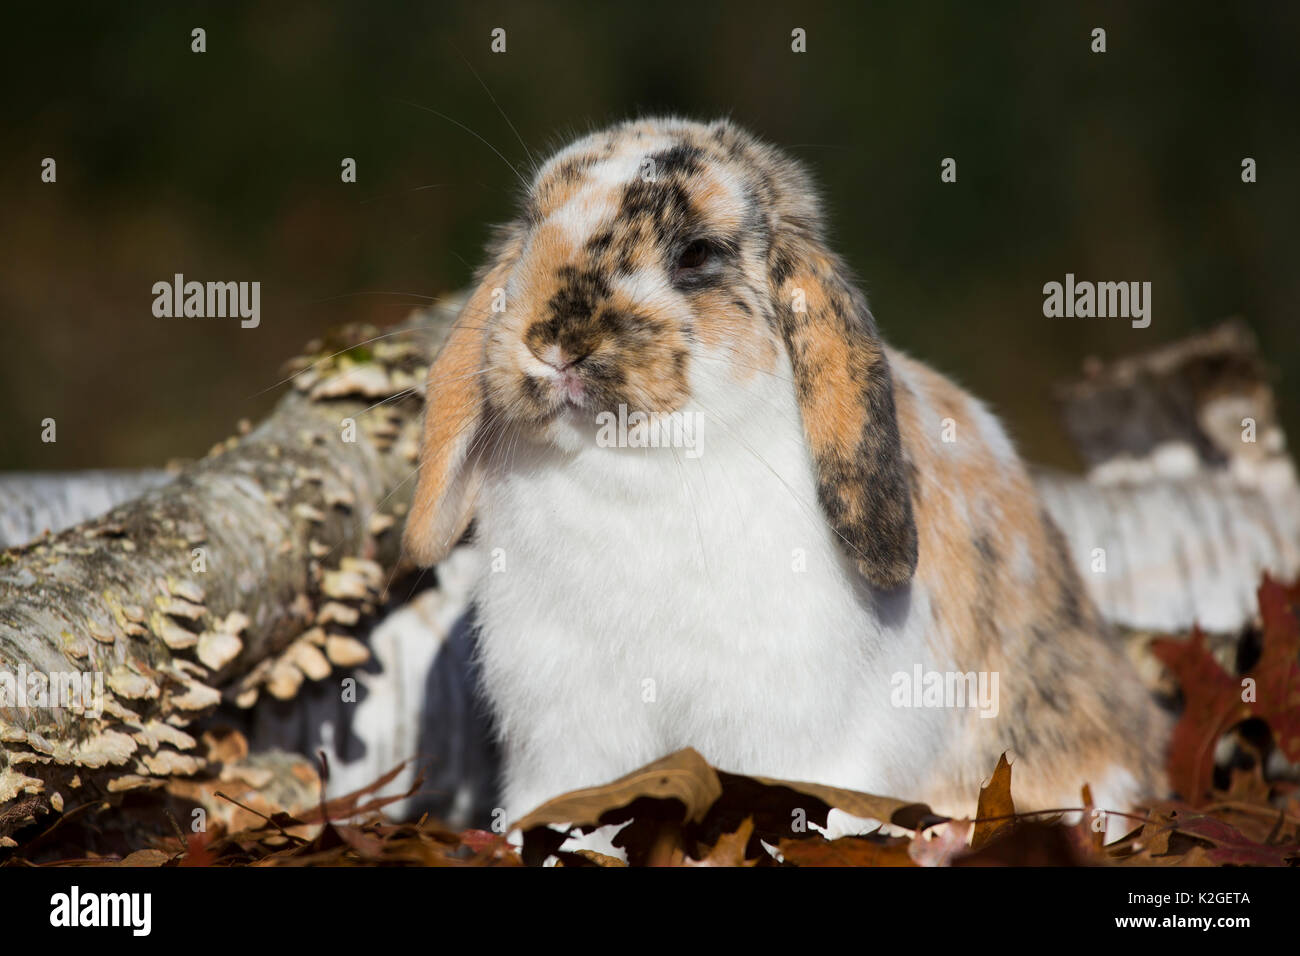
left=546, top=266, right=613, bottom=322
left=520, top=373, right=547, bottom=406
left=769, top=246, right=795, bottom=287
left=650, top=144, right=705, bottom=178
left=585, top=229, right=615, bottom=254
left=617, top=177, right=694, bottom=237
left=773, top=262, right=918, bottom=590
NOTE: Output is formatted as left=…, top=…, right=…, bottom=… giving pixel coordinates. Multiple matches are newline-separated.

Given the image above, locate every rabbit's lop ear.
left=770, top=235, right=918, bottom=590
left=403, top=275, right=501, bottom=567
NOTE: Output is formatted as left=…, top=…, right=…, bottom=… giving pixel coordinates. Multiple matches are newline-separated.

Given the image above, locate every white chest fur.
left=470, top=352, right=955, bottom=818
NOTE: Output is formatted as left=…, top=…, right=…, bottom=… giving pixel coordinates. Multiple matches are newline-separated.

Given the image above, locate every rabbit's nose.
left=536, top=344, right=589, bottom=372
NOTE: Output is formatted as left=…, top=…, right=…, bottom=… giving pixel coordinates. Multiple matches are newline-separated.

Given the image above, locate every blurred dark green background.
left=2, top=1, right=1296, bottom=471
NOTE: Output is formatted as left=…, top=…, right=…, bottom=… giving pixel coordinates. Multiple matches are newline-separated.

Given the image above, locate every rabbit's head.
left=405, top=117, right=917, bottom=589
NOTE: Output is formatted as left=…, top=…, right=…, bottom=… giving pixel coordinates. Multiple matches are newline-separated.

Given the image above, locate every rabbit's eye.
left=675, top=239, right=713, bottom=272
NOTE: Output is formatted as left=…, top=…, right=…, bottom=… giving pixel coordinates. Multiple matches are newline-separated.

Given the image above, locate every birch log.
left=0, top=471, right=174, bottom=550
left=1045, top=319, right=1300, bottom=633
left=0, top=307, right=454, bottom=840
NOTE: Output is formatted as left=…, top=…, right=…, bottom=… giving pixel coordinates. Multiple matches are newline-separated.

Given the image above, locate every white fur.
left=472, top=336, right=963, bottom=822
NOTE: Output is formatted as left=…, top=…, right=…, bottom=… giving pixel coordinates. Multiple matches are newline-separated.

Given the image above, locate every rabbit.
left=403, top=116, right=1169, bottom=836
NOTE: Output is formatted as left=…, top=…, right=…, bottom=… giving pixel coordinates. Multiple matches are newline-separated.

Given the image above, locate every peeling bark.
left=0, top=306, right=455, bottom=838
left=0, top=471, right=174, bottom=549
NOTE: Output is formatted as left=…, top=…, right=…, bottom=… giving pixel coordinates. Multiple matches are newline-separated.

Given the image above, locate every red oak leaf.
left=1151, top=576, right=1300, bottom=805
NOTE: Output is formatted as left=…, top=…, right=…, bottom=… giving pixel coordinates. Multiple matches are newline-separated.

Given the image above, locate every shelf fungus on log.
left=0, top=303, right=457, bottom=845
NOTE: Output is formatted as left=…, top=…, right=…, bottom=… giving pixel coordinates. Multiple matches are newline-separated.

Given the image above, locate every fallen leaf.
left=780, top=833, right=917, bottom=867
left=684, top=817, right=757, bottom=866
left=116, top=849, right=170, bottom=867
left=971, top=752, right=1016, bottom=850
left=513, top=748, right=722, bottom=832
left=1151, top=576, right=1300, bottom=804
